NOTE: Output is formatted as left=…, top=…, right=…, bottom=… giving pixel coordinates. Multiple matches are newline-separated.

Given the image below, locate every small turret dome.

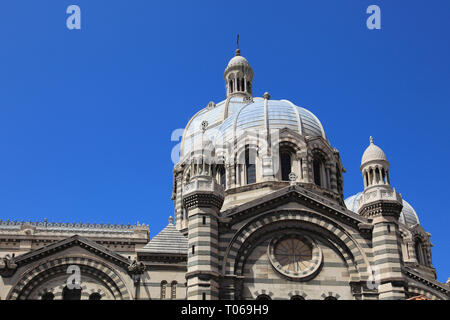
left=361, top=136, right=387, bottom=166
left=345, top=192, right=420, bottom=227
left=224, top=48, right=254, bottom=98
left=227, top=52, right=250, bottom=68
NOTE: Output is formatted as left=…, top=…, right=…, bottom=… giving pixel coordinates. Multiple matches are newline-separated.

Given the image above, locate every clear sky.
left=0, top=1, right=449, bottom=282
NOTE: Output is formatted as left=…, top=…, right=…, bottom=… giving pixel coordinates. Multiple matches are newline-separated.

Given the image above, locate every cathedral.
left=0, top=48, right=449, bottom=300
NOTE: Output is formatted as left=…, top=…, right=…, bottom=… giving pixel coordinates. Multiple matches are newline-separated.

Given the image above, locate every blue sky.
left=0, top=1, right=449, bottom=282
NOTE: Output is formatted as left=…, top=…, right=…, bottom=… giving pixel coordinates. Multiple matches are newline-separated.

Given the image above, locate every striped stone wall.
left=186, top=206, right=220, bottom=300
left=217, top=208, right=378, bottom=299
left=371, top=215, right=405, bottom=300
left=241, top=236, right=353, bottom=300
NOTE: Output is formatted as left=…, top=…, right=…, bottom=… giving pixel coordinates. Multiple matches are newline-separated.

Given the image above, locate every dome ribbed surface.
left=181, top=98, right=326, bottom=157
left=227, top=55, right=250, bottom=68
left=361, top=143, right=387, bottom=165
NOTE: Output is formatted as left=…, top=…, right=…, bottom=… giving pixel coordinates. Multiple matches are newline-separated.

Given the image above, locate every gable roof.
left=222, top=184, right=368, bottom=227
left=138, top=220, right=188, bottom=255
left=11, top=234, right=130, bottom=269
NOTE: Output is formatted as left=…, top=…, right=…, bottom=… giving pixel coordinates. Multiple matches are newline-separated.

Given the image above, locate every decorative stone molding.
left=253, top=289, right=274, bottom=299
left=357, top=188, right=402, bottom=209
left=321, top=291, right=340, bottom=300
left=7, top=256, right=131, bottom=300
left=288, top=291, right=308, bottom=300
left=0, top=254, right=18, bottom=277
left=128, top=259, right=146, bottom=275
left=267, top=233, right=322, bottom=281
left=0, top=219, right=149, bottom=236
left=183, top=176, right=224, bottom=209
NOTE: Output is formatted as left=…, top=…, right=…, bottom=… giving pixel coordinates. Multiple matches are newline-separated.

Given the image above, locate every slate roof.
left=139, top=218, right=188, bottom=255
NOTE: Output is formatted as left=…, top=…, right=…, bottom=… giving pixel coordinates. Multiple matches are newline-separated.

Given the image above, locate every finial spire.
left=235, top=34, right=241, bottom=56
left=369, top=136, right=374, bottom=144
left=168, top=216, right=173, bottom=225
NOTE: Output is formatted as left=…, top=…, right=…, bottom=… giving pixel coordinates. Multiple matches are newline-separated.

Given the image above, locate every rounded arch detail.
left=222, top=210, right=371, bottom=282
left=7, top=256, right=131, bottom=300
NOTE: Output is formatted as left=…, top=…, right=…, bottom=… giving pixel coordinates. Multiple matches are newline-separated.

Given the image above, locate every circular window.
left=268, top=233, right=322, bottom=280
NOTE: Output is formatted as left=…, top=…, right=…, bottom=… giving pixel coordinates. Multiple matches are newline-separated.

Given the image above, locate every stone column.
left=329, top=164, right=338, bottom=193
left=175, top=173, right=184, bottom=230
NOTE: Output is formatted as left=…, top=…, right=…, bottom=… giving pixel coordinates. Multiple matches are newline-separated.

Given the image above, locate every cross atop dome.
left=236, top=34, right=240, bottom=56
left=224, top=36, right=254, bottom=98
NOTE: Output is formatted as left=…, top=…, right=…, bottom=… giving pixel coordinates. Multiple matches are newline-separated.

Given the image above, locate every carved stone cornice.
left=182, top=175, right=224, bottom=209
left=359, top=201, right=402, bottom=219
left=183, top=193, right=224, bottom=210
left=403, top=267, right=450, bottom=297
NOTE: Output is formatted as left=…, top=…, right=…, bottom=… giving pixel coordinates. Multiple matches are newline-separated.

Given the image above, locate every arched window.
left=229, top=80, right=233, bottom=93
left=247, top=81, right=251, bottom=93
left=376, top=167, right=382, bottom=183
left=41, top=292, right=54, bottom=300
left=171, top=281, right=177, bottom=299
left=381, top=168, right=386, bottom=184
left=324, top=296, right=337, bottom=300
left=415, top=240, right=427, bottom=265
left=280, top=151, right=292, bottom=181
left=89, top=292, right=101, bottom=300
left=290, top=295, right=305, bottom=300
left=245, top=147, right=256, bottom=184
left=313, top=159, right=322, bottom=186
left=256, top=294, right=271, bottom=300
left=62, top=286, right=81, bottom=300
left=218, top=165, right=226, bottom=187
left=161, top=281, right=167, bottom=299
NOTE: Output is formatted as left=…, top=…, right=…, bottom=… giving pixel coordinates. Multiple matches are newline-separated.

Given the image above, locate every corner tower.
left=357, top=137, right=405, bottom=300
left=182, top=158, right=224, bottom=300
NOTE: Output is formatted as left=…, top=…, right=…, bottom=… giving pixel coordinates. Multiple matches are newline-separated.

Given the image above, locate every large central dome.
left=181, top=96, right=326, bottom=157
left=180, top=49, right=327, bottom=158
left=173, top=47, right=346, bottom=231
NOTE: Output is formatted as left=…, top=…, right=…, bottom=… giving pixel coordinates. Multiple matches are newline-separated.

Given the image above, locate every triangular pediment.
left=11, top=235, right=130, bottom=270
left=222, top=184, right=367, bottom=227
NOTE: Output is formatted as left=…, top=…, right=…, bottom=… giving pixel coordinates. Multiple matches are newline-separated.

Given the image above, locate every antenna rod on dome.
left=236, top=34, right=240, bottom=56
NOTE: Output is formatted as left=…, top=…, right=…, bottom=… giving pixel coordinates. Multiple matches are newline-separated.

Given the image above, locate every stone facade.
left=0, top=49, right=449, bottom=300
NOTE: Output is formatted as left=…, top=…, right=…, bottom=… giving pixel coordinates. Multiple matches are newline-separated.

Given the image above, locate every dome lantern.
left=224, top=37, right=253, bottom=98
